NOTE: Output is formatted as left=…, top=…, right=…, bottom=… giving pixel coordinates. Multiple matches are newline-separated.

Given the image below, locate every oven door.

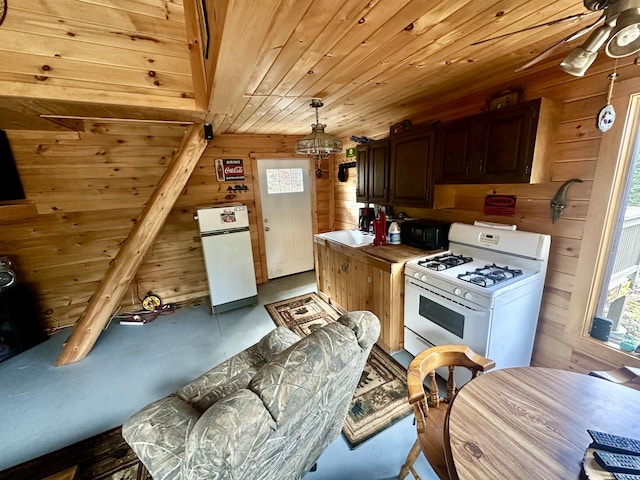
left=404, top=277, right=491, bottom=357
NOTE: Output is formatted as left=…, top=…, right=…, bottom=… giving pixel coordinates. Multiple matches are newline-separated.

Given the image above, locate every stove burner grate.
left=457, top=263, right=523, bottom=287
left=418, top=254, right=473, bottom=271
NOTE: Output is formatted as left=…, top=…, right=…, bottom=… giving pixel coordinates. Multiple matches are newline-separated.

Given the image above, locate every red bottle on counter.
left=373, top=210, right=387, bottom=246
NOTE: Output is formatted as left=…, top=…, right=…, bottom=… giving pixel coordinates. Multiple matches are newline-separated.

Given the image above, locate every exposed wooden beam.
left=55, top=124, right=208, bottom=366
left=184, top=0, right=229, bottom=114
left=38, top=115, right=195, bottom=125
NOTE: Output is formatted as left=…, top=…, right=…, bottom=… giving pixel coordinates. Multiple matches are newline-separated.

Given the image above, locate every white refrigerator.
left=195, top=204, right=257, bottom=314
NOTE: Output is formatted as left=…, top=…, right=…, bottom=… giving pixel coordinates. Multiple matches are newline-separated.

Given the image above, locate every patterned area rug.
left=265, top=292, right=412, bottom=448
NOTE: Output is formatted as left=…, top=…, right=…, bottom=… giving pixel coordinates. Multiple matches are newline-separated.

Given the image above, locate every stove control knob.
left=421, top=275, right=427, bottom=282
left=464, top=292, right=473, bottom=301
left=454, top=288, right=462, bottom=297
left=414, top=272, right=420, bottom=279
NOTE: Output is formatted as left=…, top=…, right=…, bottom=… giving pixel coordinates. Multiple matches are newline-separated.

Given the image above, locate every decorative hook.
left=550, top=179, right=583, bottom=223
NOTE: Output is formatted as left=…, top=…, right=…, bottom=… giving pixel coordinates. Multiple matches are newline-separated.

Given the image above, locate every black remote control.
left=594, top=451, right=640, bottom=475
left=588, top=430, right=640, bottom=456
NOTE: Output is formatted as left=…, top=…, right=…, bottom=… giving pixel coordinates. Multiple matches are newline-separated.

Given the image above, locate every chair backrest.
left=407, top=345, right=495, bottom=480
left=408, top=345, right=495, bottom=409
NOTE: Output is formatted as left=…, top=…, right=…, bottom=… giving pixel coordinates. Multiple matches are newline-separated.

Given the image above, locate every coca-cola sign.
left=215, top=158, right=245, bottom=181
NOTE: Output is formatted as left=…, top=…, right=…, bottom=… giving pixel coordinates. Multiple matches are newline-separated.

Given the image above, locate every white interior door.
left=258, top=158, right=314, bottom=279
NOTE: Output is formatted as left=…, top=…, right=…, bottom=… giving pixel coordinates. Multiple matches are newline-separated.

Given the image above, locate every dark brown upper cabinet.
left=435, top=117, right=476, bottom=182
left=356, top=139, right=390, bottom=204
left=435, top=98, right=561, bottom=184
left=389, top=127, right=436, bottom=207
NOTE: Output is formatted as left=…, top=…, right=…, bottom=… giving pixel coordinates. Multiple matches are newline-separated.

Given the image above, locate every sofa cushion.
left=183, top=389, right=275, bottom=479
left=175, top=327, right=300, bottom=413
left=249, top=321, right=361, bottom=425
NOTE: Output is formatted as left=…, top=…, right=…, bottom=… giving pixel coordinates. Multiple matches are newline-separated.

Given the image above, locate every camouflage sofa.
left=122, top=311, right=380, bottom=480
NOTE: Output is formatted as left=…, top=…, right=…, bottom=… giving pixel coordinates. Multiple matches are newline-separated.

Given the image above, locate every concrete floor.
left=0, top=271, right=437, bottom=479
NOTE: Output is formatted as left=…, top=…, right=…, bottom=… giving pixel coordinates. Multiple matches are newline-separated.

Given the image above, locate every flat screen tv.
left=0, top=130, right=25, bottom=202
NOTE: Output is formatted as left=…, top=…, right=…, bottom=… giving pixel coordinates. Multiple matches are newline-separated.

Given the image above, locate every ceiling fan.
left=475, top=0, right=640, bottom=76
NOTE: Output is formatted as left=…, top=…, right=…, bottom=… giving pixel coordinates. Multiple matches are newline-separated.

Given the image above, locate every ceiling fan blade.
left=471, top=11, right=600, bottom=46
left=514, top=13, right=605, bottom=72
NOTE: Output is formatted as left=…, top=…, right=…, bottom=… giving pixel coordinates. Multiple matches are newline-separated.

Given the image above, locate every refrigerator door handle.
left=200, top=226, right=249, bottom=237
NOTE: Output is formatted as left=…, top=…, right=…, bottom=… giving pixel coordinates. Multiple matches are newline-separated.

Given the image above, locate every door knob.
left=265, top=227, right=270, bottom=232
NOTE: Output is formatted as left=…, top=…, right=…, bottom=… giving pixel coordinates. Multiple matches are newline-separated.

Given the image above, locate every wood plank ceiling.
left=206, top=0, right=594, bottom=139
left=0, top=0, right=600, bottom=138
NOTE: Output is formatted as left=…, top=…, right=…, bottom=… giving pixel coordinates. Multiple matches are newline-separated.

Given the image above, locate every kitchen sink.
left=319, top=229, right=374, bottom=247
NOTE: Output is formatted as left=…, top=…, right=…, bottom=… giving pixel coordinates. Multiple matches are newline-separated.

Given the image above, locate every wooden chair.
left=398, top=345, right=495, bottom=480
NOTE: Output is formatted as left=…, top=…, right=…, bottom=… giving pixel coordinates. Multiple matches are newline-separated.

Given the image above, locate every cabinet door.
left=346, top=256, right=371, bottom=313
left=435, top=119, right=477, bottom=184
left=314, top=241, right=330, bottom=299
left=368, top=140, right=389, bottom=203
left=389, top=129, right=435, bottom=206
left=328, top=249, right=350, bottom=310
left=356, top=146, right=368, bottom=203
left=478, top=100, right=539, bottom=183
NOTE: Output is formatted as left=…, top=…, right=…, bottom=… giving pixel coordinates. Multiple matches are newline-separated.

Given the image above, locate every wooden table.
left=447, top=367, right=640, bottom=480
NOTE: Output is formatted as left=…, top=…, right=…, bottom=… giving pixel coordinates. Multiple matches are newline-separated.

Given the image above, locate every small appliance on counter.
left=358, top=207, right=376, bottom=232
left=400, top=219, right=450, bottom=250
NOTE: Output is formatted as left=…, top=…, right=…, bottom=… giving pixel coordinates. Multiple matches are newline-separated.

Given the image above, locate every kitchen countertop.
left=358, top=243, right=440, bottom=263
left=315, top=230, right=441, bottom=264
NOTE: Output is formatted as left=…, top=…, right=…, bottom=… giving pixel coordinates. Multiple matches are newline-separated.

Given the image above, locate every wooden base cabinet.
left=313, top=237, right=406, bottom=353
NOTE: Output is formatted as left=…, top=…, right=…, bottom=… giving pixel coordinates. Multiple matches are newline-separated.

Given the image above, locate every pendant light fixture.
left=296, top=99, right=343, bottom=177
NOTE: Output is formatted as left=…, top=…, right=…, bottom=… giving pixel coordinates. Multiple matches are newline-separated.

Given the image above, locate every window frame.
left=571, top=84, right=640, bottom=365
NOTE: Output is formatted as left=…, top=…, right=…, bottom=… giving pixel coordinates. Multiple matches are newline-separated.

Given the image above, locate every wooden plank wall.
left=1, top=126, right=331, bottom=333
left=333, top=56, right=640, bottom=373
left=0, top=0, right=195, bottom=111
left=334, top=165, right=359, bottom=231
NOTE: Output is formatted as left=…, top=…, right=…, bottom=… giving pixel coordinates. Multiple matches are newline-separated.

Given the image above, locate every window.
left=594, top=131, right=640, bottom=351
left=265, top=168, right=304, bottom=194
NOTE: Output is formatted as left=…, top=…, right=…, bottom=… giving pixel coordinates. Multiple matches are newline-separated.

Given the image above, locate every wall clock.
left=0, top=0, right=6, bottom=27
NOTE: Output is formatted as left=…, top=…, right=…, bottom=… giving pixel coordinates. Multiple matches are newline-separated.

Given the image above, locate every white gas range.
left=403, top=222, right=551, bottom=384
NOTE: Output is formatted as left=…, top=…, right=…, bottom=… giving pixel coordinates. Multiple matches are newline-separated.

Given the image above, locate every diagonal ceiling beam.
left=55, top=124, right=208, bottom=366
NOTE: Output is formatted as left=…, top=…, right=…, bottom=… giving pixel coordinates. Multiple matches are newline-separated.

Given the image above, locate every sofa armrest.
left=123, top=395, right=200, bottom=480
left=337, top=311, right=380, bottom=350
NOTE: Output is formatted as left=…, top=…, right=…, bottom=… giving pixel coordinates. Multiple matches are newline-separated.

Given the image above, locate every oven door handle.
left=405, top=277, right=488, bottom=318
